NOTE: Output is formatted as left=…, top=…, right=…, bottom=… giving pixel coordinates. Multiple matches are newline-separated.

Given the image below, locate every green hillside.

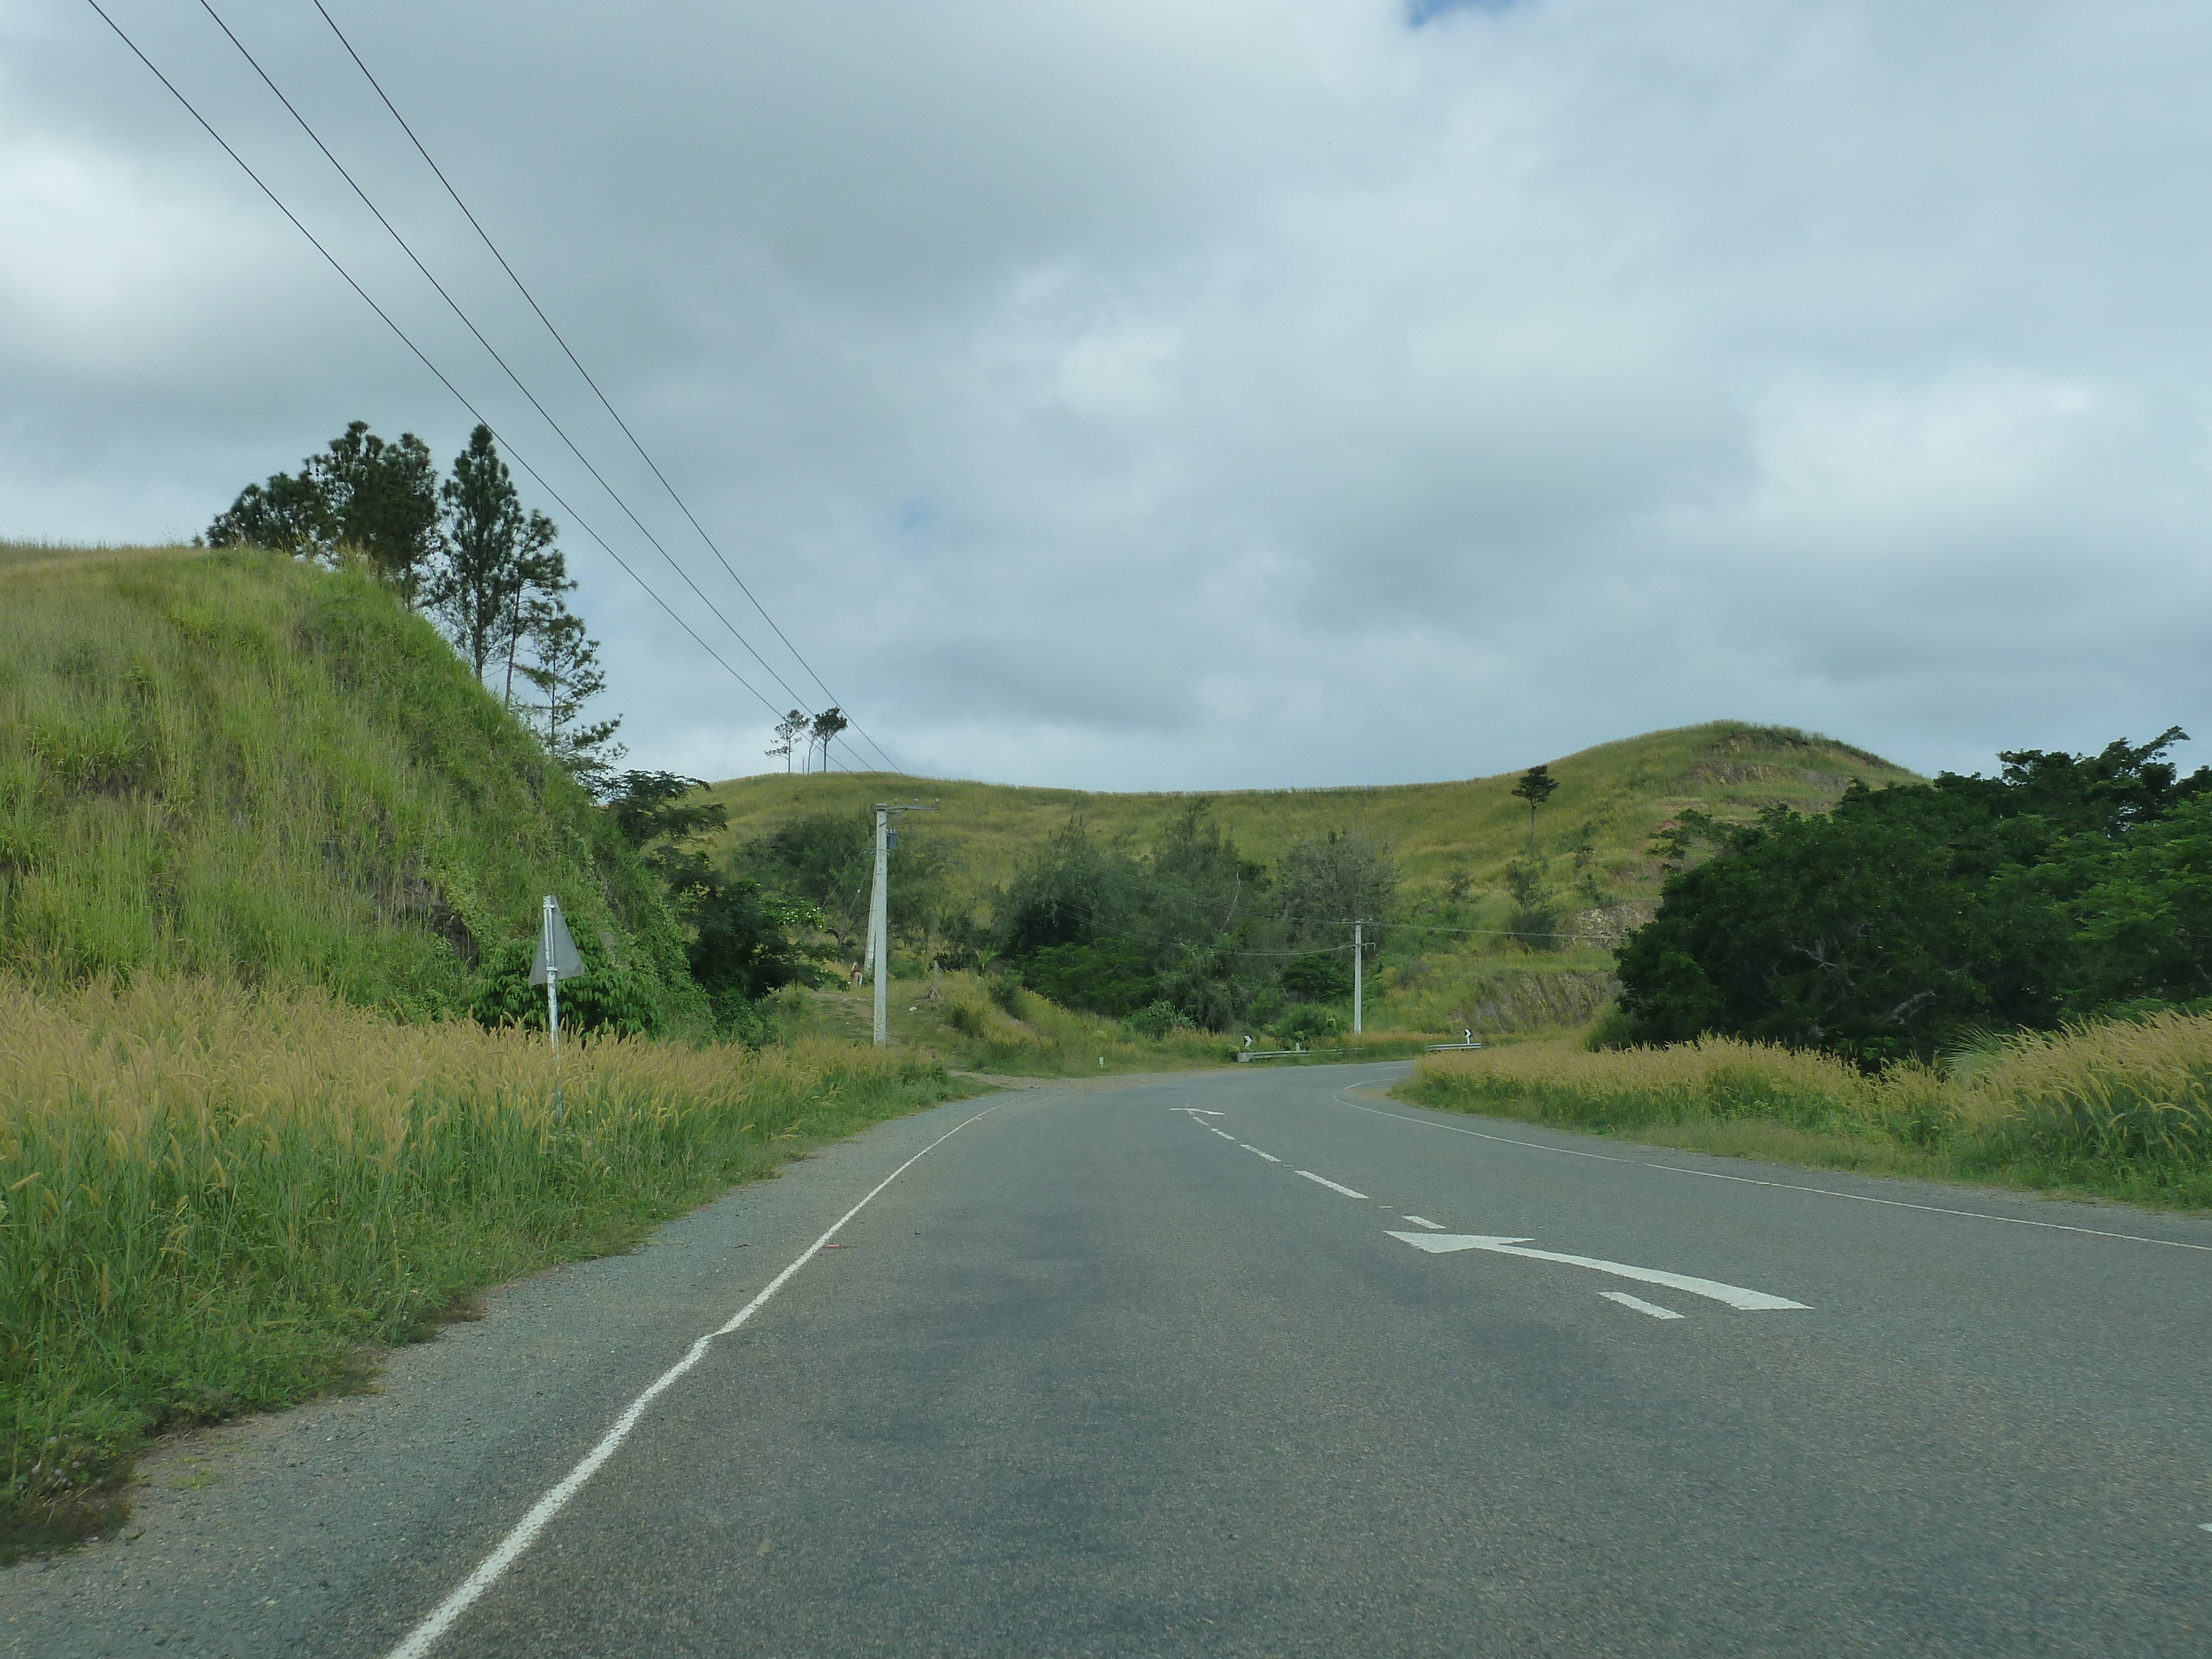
left=705, top=721, right=1919, bottom=906
left=0, top=541, right=692, bottom=1024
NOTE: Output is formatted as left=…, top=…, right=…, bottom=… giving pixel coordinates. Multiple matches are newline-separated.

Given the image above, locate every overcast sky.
left=5, top=0, right=2208, bottom=790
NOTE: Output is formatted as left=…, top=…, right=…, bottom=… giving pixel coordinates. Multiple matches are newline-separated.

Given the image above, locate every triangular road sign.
left=530, top=896, right=585, bottom=984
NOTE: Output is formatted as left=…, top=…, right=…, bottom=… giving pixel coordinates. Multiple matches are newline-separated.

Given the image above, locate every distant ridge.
left=705, top=721, right=1919, bottom=901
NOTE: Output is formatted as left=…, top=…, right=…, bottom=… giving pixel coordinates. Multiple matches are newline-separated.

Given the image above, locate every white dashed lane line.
left=1296, top=1170, right=1369, bottom=1199
left=1178, top=1110, right=1805, bottom=1315
left=1601, top=1291, right=1684, bottom=1319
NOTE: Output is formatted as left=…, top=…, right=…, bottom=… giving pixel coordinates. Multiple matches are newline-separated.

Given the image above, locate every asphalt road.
left=9, top=1062, right=2211, bottom=1656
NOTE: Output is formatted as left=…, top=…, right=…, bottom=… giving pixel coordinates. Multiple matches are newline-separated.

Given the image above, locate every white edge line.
left=1296, top=1170, right=1369, bottom=1199
left=1240, top=1145, right=1282, bottom=1162
left=1640, top=1162, right=2212, bottom=1252
left=1601, top=1291, right=1684, bottom=1319
left=383, top=1103, right=1001, bottom=1659
left=1338, top=1099, right=2212, bottom=1253
left=1335, top=1096, right=1631, bottom=1162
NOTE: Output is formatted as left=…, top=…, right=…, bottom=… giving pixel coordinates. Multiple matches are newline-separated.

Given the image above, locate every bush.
left=1583, top=1004, right=1637, bottom=1051
left=1276, top=1003, right=1343, bottom=1044
left=1125, top=999, right=1192, bottom=1040
left=1020, top=941, right=1157, bottom=1017
left=1280, top=951, right=1352, bottom=1001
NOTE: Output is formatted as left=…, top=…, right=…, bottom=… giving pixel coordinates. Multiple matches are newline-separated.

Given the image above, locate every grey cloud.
left=4, top=0, right=2209, bottom=789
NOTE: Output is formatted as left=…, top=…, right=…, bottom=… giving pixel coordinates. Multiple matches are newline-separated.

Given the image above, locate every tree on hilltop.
left=767, top=710, right=806, bottom=773
left=317, top=422, right=441, bottom=603
left=432, top=424, right=560, bottom=683
left=1512, top=764, right=1559, bottom=849
left=807, top=707, right=849, bottom=773
left=206, top=419, right=439, bottom=599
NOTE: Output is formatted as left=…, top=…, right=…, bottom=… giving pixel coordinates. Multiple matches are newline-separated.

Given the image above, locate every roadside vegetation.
left=705, top=722, right=1919, bottom=1051
left=0, top=511, right=955, bottom=1557
left=1397, top=732, right=2212, bottom=1214
left=800, top=968, right=1443, bottom=1075
left=1401, top=1010, right=2212, bottom=1212
left=0, top=975, right=972, bottom=1561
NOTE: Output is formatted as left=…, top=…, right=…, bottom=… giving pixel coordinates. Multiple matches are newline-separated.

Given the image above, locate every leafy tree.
left=1615, top=730, right=2212, bottom=1060
left=1276, top=829, right=1397, bottom=944
left=519, top=601, right=624, bottom=791
left=766, top=709, right=805, bottom=773
left=432, top=424, right=559, bottom=682
left=742, top=812, right=874, bottom=943
left=807, top=707, right=850, bottom=773
left=2052, top=794, right=2212, bottom=1011
left=316, top=421, right=440, bottom=602
left=1280, top=951, right=1353, bottom=1001
left=1024, top=941, right=1157, bottom=1016
left=992, top=805, right=1268, bottom=1029
left=207, top=421, right=440, bottom=600
left=1615, top=804, right=2039, bottom=1062
left=601, top=773, right=819, bottom=1025
left=606, top=771, right=728, bottom=850
left=1512, top=764, right=1559, bottom=849
left=998, top=816, right=1140, bottom=957
left=736, top=810, right=948, bottom=957
left=207, top=467, right=330, bottom=557
left=1503, top=855, right=1563, bottom=950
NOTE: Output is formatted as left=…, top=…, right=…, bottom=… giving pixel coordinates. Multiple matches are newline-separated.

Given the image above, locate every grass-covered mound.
left=702, top=721, right=1921, bottom=906
left=0, top=542, right=691, bottom=1025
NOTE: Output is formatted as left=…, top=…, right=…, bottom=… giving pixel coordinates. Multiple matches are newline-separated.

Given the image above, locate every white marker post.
left=529, top=895, right=585, bottom=1118
left=867, top=800, right=938, bottom=1047
left=1353, top=921, right=1363, bottom=1035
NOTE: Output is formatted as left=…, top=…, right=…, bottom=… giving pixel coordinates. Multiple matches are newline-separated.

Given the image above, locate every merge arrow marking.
left=1385, top=1232, right=1809, bottom=1311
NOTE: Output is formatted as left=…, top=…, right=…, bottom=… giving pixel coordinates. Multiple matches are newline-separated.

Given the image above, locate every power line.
left=82, top=0, right=792, bottom=732
left=192, top=2, right=848, bottom=756
left=306, top=0, right=906, bottom=778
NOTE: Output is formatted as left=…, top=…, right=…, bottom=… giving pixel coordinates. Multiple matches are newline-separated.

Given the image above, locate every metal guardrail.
left=1235, top=1047, right=1342, bottom=1063
left=1425, top=1041, right=1485, bottom=1052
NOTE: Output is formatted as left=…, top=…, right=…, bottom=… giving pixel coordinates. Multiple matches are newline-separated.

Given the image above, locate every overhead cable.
left=306, top=0, right=906, bottom=778
left=190, top=1, right=854, bottom=756
left=83, top=0, right=794, bottom=730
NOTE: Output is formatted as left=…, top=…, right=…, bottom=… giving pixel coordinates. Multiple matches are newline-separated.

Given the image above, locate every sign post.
left=530, top=895, right=585, bottom=1117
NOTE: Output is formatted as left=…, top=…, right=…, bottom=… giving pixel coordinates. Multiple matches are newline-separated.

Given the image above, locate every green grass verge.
left=1393, top=1068, right=2212, bottom=1214
left=2, top=984, right=987, bottom=1563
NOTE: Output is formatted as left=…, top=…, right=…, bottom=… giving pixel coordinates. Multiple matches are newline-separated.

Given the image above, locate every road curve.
left=9, top=1062, right=2210, bottom=1657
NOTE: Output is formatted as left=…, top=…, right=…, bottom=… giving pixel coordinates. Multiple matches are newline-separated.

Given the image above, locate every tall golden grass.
left=1404, top=1011, right=2212, bottom=1173
left=0, top=974, right=964, bottom=1551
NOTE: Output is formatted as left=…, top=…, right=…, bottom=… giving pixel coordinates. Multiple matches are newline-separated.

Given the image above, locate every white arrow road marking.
left=1386, top=1232, right=1810, bottom=1311
left=1601, top=1291, right=1684, bottom=1319
left=1402, top=1215, right=1444, bottom=1230
left=1298, top=1170, right=1370, bottom=1199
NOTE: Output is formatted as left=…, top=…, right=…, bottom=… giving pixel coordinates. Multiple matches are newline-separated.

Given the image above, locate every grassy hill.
left=704, top=721, right=1919, bottom=907
left=0, top=540, right=691, bottom=1024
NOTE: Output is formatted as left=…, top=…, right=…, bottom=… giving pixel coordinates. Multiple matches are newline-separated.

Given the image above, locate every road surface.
left=9, top=1062, right=2210, bottom=1656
